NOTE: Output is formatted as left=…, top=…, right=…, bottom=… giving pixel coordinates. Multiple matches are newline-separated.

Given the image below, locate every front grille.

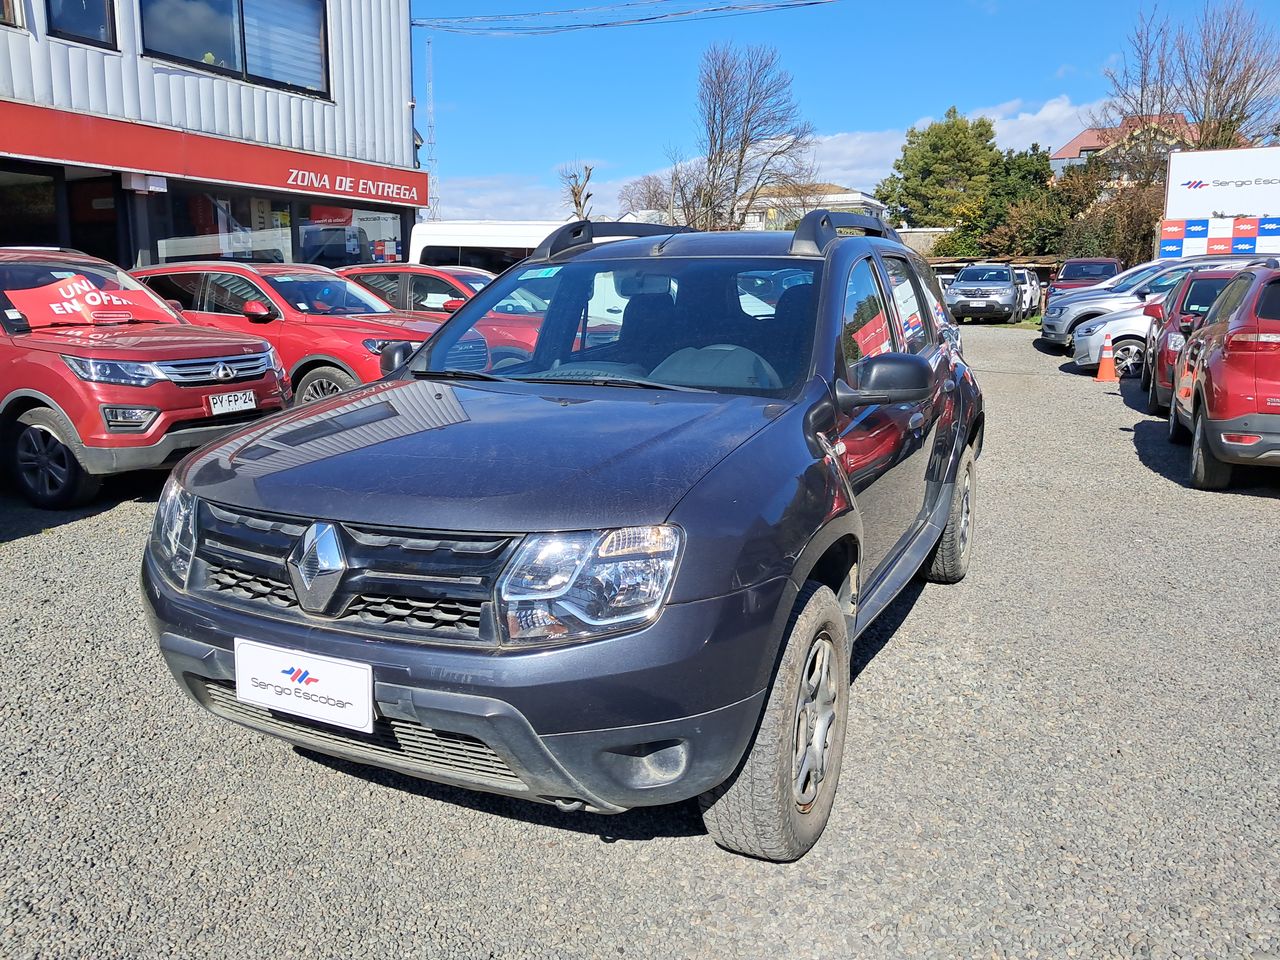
left=196, top=678, right=522, bottom=787
left=194, top=502, right=516, bottom=646
left=157, top=352, right=273, bottom=386
left=444, top=337, right=489, bottom=372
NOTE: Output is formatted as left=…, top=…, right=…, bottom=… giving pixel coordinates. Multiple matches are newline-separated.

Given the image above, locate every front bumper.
left=1203, top=412, right=1280, bottom=467
left=947, top=299, right=1015, bottom=318
left=1040, top=317, right=1069, bottom=343
left=141, top=552, right=781, bottom=812
left=79, top=411, right=285, bottom=474
left=1072, top=330, right=1104, bottom=368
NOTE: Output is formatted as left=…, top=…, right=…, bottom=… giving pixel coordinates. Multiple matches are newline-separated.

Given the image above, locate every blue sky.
left=409, top=0, right=1210, bottom=219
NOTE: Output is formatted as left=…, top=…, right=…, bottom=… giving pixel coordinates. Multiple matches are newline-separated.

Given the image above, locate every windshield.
left=1060, top=261, right=1118, bottom=281
left=956, top=266, right=1011, bottom=283
left=453, top=272, right=492, bottom=292
left=1181, top=277, right=1231, bottom=314
left=0, top=260, right=181, bottom=324
left=263, top=273, right=392, bottom=314
left=1111, top=263, right=1165, bottom=293
left=417, top=257, right=822, bottom=397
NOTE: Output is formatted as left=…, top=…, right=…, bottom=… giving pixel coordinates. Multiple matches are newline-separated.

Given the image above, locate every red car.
left=338, top=263, right=543, bottom=366
left=1, top=248, right=288, bottom=508
left=134, top=262, right=489, bottom=403
left=1141, top=268, right=1235, bottom=414
left=1047, top=258, right=1123, bottom=300
left=1168, top=261, right=1280, bottom=489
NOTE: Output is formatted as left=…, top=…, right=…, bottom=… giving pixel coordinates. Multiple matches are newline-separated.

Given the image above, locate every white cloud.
left=433, top=175, right=564, bottom=220
left=969, top=94, right=1107, bottom=151
left=812, top=128, right=910, bottom=193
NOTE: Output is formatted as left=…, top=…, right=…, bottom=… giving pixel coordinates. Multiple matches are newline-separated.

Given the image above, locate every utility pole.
left=425, top=34, right=439, bottom=221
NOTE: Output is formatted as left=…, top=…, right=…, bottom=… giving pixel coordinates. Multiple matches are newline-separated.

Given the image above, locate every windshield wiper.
left=518, top=375, right=710, bottom=393
left=412, top=368, right=512, bottom=382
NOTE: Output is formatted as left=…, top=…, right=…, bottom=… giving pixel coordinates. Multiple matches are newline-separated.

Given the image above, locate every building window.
left=45, top=0, right=116, bottom=47
left=1, top=0, right=21, bottom=27
left=298, top=203, right=402, bottom=267
left=140, top=0, right=328, bottom=95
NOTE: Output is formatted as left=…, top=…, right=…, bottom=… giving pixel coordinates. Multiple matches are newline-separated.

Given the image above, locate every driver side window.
left=202, top=273, right=268, bottom=315
left=410, top=274, right=459, bottom=311
left=1202, top=275, right=1252, bottom=327
left=840, top=258, right=894, bottom=369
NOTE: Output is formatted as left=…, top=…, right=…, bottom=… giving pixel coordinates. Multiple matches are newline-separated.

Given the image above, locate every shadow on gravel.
left=297, top=749, right=708, bottom=843
left=1130, top=419, right=1280, bottom=499
left=1032, top=338, right=1065, bottom=356
left=851, top=579, right=925, bottom=683
left=1116, top=377, right=1149, bottom=414
left=0, top=472, right=166, bottom=546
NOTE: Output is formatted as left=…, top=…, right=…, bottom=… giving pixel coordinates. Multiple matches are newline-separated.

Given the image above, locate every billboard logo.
left=1180, top=180, right=1208, bottom=190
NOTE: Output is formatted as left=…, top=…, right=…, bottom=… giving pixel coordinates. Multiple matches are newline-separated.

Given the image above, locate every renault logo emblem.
left=287, top=522, right=347, bottom=614
left=213, top=362, right=235, bottom=381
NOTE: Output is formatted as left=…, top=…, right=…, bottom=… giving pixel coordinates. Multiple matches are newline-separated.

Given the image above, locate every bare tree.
left=688, top=43, right=815, bottom=230
left=1093, top=8, right=1182, bottom=186
left=559, top=163, right=594, bottom=220
left=617, top=173, right=670, bottom=216
left=1174, top=1, right=1280, bottom=149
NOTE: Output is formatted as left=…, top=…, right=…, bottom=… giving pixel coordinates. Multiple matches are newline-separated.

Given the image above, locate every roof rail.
left=530, top=220, right=694, bottom=262
left=2, top=245, right=94, bottom=257
left=1245, top=257, right=1280, bottom=269
left=789, top=210, right=901, bottom=257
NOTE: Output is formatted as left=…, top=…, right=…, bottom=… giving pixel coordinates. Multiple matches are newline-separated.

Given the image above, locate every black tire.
left=1145, top=363, right=1166, bottom=415
left=924, top=446, right=975, bottom=584
left=295, top=366, right=357, bottom=405
left=1167, top=397, right=1191, bottom=444
left=1190, top=408, right=1232, bottom=490
left=699, top=582, right=850, bottom=862
left=1112, top=337, right=1145, bottom=379
left=1139, top=351, right=1152, bottom=391
left=4, top=408, right=101, bottom=509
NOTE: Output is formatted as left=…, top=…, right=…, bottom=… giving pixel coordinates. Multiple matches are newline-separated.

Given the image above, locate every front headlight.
left=63, top=355, right=166, bottom=387
left=1078, top=322, right=1105, bottom=338
left=151, top=477, right=197, bottom=588
left=498, top=525, right=682, bottom=644
left=363, top=339, right=396, bottom=355
left=1046, top=306, right=1062, bottom=318
left=1166, top=333, right=1185, bottom=352
left=269, top=347, right=286, bottom=379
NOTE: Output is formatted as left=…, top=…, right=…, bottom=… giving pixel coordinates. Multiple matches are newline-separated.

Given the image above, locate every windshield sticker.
left=51, top=271, right=77, bottom=279
left=518, top=266, right=562, bottom=280
left=4, top=275, right=173, bottom=328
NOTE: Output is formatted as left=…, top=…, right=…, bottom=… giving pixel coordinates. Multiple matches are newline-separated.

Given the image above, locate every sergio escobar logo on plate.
left=249, top=671, right=355, bottom=710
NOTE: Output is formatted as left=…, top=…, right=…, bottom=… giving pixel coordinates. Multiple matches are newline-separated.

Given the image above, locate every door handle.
left=909, top=412, right=925, bottom=431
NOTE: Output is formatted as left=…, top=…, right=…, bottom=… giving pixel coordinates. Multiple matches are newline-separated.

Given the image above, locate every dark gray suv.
left=142, top=212, right=985, bottom=861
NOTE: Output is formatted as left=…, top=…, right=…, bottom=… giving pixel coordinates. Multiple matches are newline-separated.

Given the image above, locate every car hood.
left=1080, top=302, right=1151, bottom=334
left=179, top=377, right=784, bottom=532
left=17, top=323, right=270, bottom=359
left=1053, top=287, right=1133, bottom=309
left=305, top=312, right=445, bottom=341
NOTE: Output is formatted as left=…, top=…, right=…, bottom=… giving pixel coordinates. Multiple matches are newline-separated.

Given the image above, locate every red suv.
left=1168, top=261, right=1280, bottom=489
left=1141, top=268, right=1235, bottom=415
left=338, top=263, right=543, bottom=366
left=1, top=248, right=288, bottom=508
left=1047, top=258, right=1123, bottom=300
left=134, top=262, right=489, bottom=402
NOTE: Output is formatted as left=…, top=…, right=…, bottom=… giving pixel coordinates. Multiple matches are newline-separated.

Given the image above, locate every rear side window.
left=840, top=259, right=893, bottom=365
left=203, top=273, right=268, bottom=315
left=352, top=272, right=402, bottom=306
left=883, top=257, right=931, bottom=354
left=1181, top=278, right=1231, bottom=316
left=143, top=273, right=201, bottom=310
left=1202, top=275, right=1252, bottom=327
left=1257, top=282, right=1280, bottom=321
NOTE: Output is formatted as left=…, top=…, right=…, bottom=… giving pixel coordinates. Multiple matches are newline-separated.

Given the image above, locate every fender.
left=0, top=387, right=79, bottom=436
left=288, top=354, right=360, bottom=383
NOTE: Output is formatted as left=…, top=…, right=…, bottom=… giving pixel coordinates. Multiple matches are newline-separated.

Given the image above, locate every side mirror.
left=165, top=299, right=185, bottom=312
left=379, top=340, right=414, bottom=376
left=1134, top=288, right=1148, bottom=301
left=243, top=300, right=276, bottom=321
left=441, top=298, right=466, bottom=313
left=1143, top=302, right=1164, bottom=322
left=835, top=353, right=933, bottom=412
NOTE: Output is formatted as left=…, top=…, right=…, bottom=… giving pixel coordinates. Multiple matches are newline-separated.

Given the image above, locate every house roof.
left=752, top=182, right=860, bottom=199
left=1051, top=114, right=1196, bottom=160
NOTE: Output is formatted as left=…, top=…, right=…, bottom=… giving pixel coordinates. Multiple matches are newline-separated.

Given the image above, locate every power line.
left=410, top=1, right=835, bottom=36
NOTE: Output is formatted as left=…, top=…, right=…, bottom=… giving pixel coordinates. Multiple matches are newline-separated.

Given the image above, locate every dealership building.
left=0, top=0, right=424, bottom=268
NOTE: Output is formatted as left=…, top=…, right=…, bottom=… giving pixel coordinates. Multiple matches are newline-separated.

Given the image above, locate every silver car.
left=944, top=263, right=1022, bottom=322
left=1040, top=258, right=1245, bottom=349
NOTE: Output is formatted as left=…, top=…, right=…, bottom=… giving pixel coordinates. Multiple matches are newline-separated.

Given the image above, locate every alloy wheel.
left=1113, top=342, right=1143, bottom=378
left=15, top=426, right=72, bottom=499
left=957, top=467, right=973, bottom=557
left=792, top=631, right=839, bottom=812
left=300, top=378, right=343, bottom=403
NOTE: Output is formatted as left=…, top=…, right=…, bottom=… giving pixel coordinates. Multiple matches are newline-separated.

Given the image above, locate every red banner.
left=6, top=276, right=173, bottom=327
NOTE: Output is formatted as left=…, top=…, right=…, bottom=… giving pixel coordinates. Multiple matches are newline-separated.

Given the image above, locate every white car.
left=1071, top=298, right=1163, bottom=376
left=1015, top=269, right=1039, bottom=318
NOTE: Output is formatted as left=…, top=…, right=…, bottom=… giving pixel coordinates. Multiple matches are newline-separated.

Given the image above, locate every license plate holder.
left=234, top=638, right=374, bottom=733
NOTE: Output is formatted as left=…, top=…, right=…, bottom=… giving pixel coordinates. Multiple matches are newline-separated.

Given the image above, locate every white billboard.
left=1165, top=146, right=1280, bottom=219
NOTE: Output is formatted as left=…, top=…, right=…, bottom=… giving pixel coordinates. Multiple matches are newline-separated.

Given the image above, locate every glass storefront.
left=151, top=185, right=405, bottom=268
left=0, top=170, right=57, bottom=247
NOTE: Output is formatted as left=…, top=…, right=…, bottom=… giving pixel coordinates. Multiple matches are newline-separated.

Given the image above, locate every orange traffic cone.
left=1095, top=333, right=1119, bottom=383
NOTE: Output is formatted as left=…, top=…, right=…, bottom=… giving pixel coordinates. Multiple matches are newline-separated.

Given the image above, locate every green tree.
left=874, top=107, right=1001, bottom=227
left=934, top=145, right=1061, bottom=257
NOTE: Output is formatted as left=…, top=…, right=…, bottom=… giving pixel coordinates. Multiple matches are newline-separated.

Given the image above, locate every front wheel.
left=699, top=582, right=850, bottom=862
left=1168, top=398, right=1191, bottom=444
left=1112, top=338, right=1145, bottom=379
left=4, top=408, right=101, bottom=509
left=295, top=366, right=357, bottom=405
left=1145, top=364, right=1166, bottom=415
left=924, top=446, right=975, bottom=583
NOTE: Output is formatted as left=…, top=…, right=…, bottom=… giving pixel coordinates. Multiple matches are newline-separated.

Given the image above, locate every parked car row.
left=0, top=248, right=544, bottom=508
left=1036, top=252, right=1280, bottom=490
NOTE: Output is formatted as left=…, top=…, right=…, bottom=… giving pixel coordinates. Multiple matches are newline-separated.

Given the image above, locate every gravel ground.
left=2, top=326, right=1278, bottom=960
